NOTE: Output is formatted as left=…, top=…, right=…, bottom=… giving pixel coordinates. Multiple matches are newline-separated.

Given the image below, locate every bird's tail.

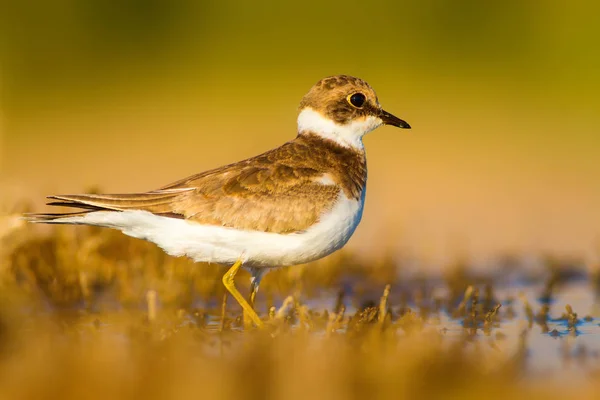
left=24, top=190, right=191, bottom=224
left=23, top=210, right=95, bottom=224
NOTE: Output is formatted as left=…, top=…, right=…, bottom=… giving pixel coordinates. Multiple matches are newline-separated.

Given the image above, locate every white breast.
left=63, top=191, right=366, bottom=268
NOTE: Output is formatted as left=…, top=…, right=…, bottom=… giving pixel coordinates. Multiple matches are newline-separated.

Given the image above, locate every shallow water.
left=503, top=281, right=600, bottom=382
left=238, top=279, right=600, bottom=381
left=20, top=266, right=600, bottom=385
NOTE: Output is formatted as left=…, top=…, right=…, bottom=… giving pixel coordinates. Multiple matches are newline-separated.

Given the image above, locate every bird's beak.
left=379, top=109, right=411, bottom=129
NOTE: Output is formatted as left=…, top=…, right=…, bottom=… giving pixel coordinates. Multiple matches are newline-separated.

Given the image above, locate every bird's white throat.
left=297, top=107, right=382, bottom=150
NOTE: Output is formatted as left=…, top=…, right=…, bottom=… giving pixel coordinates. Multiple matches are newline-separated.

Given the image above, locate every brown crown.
left=298, top=75, right=381, bottom=124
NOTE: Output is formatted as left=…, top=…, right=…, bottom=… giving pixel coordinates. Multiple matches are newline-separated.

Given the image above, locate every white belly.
left=66, top=191, right=366, bottom=268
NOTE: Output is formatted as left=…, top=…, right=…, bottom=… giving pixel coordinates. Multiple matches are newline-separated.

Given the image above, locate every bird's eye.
left=348, top=93, right=366, bottom=108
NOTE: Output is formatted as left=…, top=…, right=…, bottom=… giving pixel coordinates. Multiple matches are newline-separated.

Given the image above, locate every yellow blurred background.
left=2, top=0, right=599, bottom=266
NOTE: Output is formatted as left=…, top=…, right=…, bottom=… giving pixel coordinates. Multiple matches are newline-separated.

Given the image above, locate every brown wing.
left=30, top=140, right=343, bottom=234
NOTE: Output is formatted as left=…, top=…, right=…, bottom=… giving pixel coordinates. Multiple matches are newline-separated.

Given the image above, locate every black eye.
left=348, top=93, right=366, bottom=108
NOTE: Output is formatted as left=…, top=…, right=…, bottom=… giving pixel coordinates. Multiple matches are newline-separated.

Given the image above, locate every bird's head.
left=297, top=75, right=410, bottom=149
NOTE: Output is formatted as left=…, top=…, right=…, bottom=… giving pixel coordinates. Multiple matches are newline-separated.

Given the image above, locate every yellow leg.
left=222, top=260, right=264, bottom=328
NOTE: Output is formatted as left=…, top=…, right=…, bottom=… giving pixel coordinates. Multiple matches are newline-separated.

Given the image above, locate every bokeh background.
left=2, top=0, right=599, bottom=267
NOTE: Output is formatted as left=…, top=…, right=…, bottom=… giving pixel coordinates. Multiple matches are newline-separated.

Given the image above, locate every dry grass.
left=0, top=209, right=598, bottom=400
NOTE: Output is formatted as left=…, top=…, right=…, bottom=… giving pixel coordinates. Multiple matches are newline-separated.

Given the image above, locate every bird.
left=24, top=75, right=411, bottom=328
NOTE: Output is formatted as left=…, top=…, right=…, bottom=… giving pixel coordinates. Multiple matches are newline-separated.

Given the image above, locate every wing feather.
left=27, top=139, right=345, bottom=233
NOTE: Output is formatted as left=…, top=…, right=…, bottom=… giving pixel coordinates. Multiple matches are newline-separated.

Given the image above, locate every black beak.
left=379, top=109, right=411, bottom=129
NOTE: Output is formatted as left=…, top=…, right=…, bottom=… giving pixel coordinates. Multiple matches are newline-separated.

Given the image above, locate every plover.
left=25, top=75, right=411, bottom=327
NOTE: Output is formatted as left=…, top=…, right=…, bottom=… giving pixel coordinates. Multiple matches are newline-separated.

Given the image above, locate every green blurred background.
left=1, top=0, right=599, bottom=266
